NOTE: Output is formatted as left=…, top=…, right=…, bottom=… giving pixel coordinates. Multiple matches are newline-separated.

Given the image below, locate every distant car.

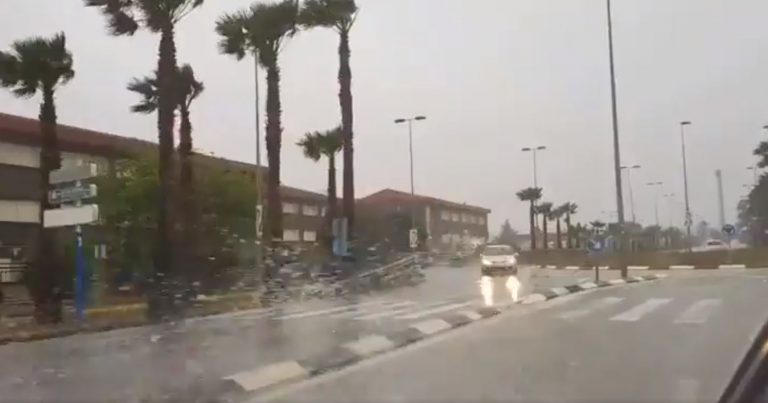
left=480, top=244, right=518, bottom=277
left=703, top=239, right=728, bottom=251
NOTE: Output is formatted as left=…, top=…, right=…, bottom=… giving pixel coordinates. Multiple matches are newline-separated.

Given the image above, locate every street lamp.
left=521, top=146, right=547, bottom=189
left=679, top=121, right=693, bottom=252
left=394, top=116, right=427, bottom=237
left=606, top=0, right=627, bottom=278
left=620, top=164, right=641, bottom=223
left=646, top=181, right=663, bottom=227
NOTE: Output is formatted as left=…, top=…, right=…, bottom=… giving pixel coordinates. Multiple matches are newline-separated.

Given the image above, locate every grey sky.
left=2, top=0, right=767, bottom=234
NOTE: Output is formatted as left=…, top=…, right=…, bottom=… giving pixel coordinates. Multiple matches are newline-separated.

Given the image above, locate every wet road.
left=0, top=264, right=592, bottom=402
left=257, top=268, right=768, bottom=403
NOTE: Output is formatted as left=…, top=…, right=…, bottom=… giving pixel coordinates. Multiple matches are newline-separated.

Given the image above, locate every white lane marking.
left=674, top=299, right=721, bottom=324
left=719, top=264, right=746, bottom=269
left=598, top=266, right=611, bottom=270
left=632, top=276, right=646, bottom=282
left=608, top=279, right=626, bottom=285
left=557, top=297, right=624, bottom=320
left=522, top=293, right=546, bottom=304
left=224, top=360, right=308, bottom=392
left=550, top=287, right=569, bottom=296
left=579, top=282, right=598, bottom=290
left=352, top=300, right=447, bottom=320
left=394, top=301, right=474, bottom=320
left=564, top=266, right=580, bottom=270
left=410, top=319, right=451, bottom=335
left=628, top=265, right=649, bottom=270
left=457, top=310, right=482, bottom=321
left=325, top=301, right=414, bottom=318
left=274, top=300, right=389, bottom=320
left=674, top=378, right=700, bottom=402
left=545, top=265, right=558, bottom=269
left=610, top=298, right=672, bottom=322
left=670, top=265, right=695, bottom=270
left=343, top=335, right=395, bottom=357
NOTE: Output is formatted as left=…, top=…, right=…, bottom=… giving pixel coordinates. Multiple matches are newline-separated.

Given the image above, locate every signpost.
left=332, top=217, right=349, bottom=257
left=722, top=223, right=736, bottom=249
left=587, top=226, right=606, bottom=282
left=409, top=228, right=419, bottom=250
left=45, top=164, right=99, bottom=321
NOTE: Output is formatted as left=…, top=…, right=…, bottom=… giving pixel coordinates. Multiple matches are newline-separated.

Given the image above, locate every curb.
left=533, top=264, right=757, bottom=270
left=213, top=273, right=666, bottom=400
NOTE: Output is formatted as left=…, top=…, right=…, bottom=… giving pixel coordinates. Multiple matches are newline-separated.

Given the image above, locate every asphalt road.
left=256, top=268, right=768, bottom=403
left=0, top=264, right=586, bottom=402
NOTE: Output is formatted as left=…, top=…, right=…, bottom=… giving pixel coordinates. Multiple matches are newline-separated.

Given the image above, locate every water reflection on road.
left=479, top=274, right=522, bottom=307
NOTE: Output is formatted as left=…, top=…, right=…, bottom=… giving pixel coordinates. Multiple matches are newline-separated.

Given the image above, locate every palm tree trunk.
left=556, top=218, right=562, bottom=249
left=326, top=154, right=337, bottom=251
left=543, top=218, right=549, bottom=250
left=30, top=85, right=62, bottom=324
left=338, top=28, right=355, bottom=237
left=529, top=201, right=536, bottom=250
left=178, top=107, right=197, bottom=294
left=148, top=24, right=179, bottom=321
left=265, top=61, right=283, bottom=246
left=566, top=212, right=573, bottom=248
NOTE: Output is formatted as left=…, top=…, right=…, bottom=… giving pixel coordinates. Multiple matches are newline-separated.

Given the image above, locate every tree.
left=296, top=126, right=342, bottom=246
left=590, top=220, right=606, bottom=231
left=516, top=187, right=542, bottom=250
left=536, top=202, right=553, bottom=250
left=216, top=0, right=299, bottom=244
left=551, top=204, right=569, bottom=249
left=0, top=33, right=74, bottom=323
left=564, top=202, right=578, bottom=248
left=85, top=0, right=205, bottom=320
left=493, top=220, right=518, bottom=247
left=299, top=0, right=358, bottom=235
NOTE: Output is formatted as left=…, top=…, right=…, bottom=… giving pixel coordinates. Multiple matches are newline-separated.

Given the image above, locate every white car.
left=703, top=239, right=729, bottom=251
left=480, top=244, right=519, bottom=277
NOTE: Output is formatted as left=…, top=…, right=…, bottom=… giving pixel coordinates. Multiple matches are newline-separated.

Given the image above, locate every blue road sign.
left=722, top=224, right=736, bottom=237
left=587, top=238, right=604, bottom=253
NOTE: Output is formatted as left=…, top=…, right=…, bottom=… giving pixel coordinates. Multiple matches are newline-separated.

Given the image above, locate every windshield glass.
left=483, top=246, right=513, bottom=256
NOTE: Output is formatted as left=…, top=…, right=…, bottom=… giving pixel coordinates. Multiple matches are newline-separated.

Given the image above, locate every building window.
left=303, top=230, right=317, bottom=242
left=302, top=204, right=319, bottom=216
left=0, top=200, right=39, bottom=223
left=478, top=216, right=485, bottom=225
left=441, top=210, right=450, bottom=221
left=283, top=229, right=300, bottom=241
left=441, top=233, right=451, bottom=244
left=320, top=207, right=327, bottom=216
left=282, top=202, right=299, bottom=214
left=461, top=213, right=470, bottom=223
left=451, top=213, right=459, bottom=222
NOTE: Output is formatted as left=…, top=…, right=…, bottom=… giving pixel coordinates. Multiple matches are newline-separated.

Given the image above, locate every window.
left=451, top=213, right=459, bottom=222
left=461, top=213, right=469, bottom=223
left=440, top=210, right=450, bottom=221
left=441, top=233, right=451, bottom=244
left=478, top=216, right=486, bottom=225
left=0, top=200, right=39, bottom=223
left=320, top=207, right=327, bottom=216
left=303, top=230, right=317, bottom=242
left=302, top=204, right=319, bottom=216
left=282, top=229, right=300, bottom=241
left=282, top=202, right=299, bottom=214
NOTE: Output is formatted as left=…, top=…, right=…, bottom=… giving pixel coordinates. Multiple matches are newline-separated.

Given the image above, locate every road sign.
left=722, top=224, right=736, bottom=237
left=409, top=228, right=419, bottom=249
left=587, top=238, right=604, bottom=253
left=50, top=163, right=98, bottom=184
left=255, top=205, right=263, bottom=238
left=49, top=183, right=97, bottom=204
left=684, top=211, right=693, bottom=227
left=43, top=205, right=99, bottom=228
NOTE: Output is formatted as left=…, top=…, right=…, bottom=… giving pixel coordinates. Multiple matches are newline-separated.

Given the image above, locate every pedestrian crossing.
left=555, top=296, right=723, bottom=325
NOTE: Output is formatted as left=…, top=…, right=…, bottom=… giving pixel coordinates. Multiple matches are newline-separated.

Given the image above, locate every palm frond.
left=315, top=125, right=342, bottom=156
left=0, top=33, right=75, bottom=97
left=297, top=132, right=322, bottom=162
left=85, top=0, right=140, bottom=35
left=215, top=10, right=251, bottom=59
left=299, top=0, right=356, bottom=29
left=0, top=51, right=20, bottom=87
left=178, top=64, right=204, bottom=107
left=127, top=74, right=158, bottom=114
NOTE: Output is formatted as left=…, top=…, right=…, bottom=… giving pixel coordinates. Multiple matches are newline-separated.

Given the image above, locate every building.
left=358, top=189, right=490, bottom=252
left=0, top=112, right=327, bottom=256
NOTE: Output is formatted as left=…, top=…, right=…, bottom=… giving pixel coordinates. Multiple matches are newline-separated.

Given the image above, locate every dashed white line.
left=394, top=301, right=474, bottom=320
left=557, top=297, right=623, bottom=320
left=224, top=360, right=308, bottom=392
left=674, top=299, right=721, bottom=324
left=343, top=335, right=395, bottom=357
left=610, top=298, right=671, bottom=322
left=410, top=319, right=451, bottom=335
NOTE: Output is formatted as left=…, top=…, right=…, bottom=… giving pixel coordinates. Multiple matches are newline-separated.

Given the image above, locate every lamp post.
left=250, top=46, right=264, bottom=277
left=679, top=121, right=693, bottom=252
left=620, top=165, right=641, bottom=223
left=646, top=181, right=663, bottom=227
left=521, top=146, right=547, bottom=189
left=394, top=116, right=427, bottom=241
left=606, top=0, right=627, bottom=278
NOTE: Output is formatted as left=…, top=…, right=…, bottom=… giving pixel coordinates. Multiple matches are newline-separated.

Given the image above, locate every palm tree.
left=516, top=187, right=542, bottom=250
left=552, top=204, right=569, bottom=249
left=0, top=33, right=74, bottom=323
left=299, top=0, right=358, bottom=235
left=216, top=0, right=299, bottom=243
left=297, top=126, right=342, bottom=247
left=536, top=202, right=553, bottom=250
left=127, top=64, right=204, bottom=284
left=590, top=220, right=606, bottom=231
left=85, top=0, right=205, bottom=320
left=564, top=202, right=578, bottom=248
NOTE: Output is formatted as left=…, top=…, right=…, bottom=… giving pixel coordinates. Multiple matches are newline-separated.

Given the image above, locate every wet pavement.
left=0, top=264, right=607, bottom=402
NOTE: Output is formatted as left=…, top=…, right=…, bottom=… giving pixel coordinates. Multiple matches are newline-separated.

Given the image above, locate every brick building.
left=358, top=189, right=490, bottom=252
left=0, top=112, right=327, bottom=256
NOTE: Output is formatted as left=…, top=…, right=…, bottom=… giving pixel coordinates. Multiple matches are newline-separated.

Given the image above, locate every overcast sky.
left=2, top=0, right=768, bottom=234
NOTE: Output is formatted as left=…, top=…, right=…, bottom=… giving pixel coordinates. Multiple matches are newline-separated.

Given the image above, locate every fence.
left=0, top=260, right=25, bottom=284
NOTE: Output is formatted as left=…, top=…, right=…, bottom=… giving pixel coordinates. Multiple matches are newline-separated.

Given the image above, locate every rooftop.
left=360, top=188, right=490, bottom=214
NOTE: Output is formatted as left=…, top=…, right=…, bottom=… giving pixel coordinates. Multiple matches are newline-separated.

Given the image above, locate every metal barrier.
left=0, top=262, right=25, bottom=284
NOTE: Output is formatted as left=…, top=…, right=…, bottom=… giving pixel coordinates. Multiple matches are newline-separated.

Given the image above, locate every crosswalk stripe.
left=351, top=300, right=449, bottom=320
left=674, top=299, right=721, bottom=324
left=326, top=301, right=415, bottom=318
left=394, top=301, right=474, bottom=320
left=610, top=298, right=671, bottom=322
left=274, top=300, right=390, bottom=320
left=557, top=297, right=623, bottom=320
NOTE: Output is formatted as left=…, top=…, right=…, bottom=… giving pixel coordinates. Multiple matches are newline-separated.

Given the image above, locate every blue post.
left=75, top=225, right=86, bottom=321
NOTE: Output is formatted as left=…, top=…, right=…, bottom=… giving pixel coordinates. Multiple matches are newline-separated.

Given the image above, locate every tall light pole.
left=606, top=0, right=627, bottom=278
left=521, top=146, right=547, bottom=189
left=620, top=164, right=641, bottom=223
left=251, top=47, right=264, bottom=276
left=394, top=116, right=427, bottom=233
left=646, top=181, right=663, bottom=227
left=679, top=121, right=693, bottom=252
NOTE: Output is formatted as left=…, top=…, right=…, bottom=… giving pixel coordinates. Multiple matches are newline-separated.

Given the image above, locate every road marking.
left=628, top=265, right=649, bottom=270
left=274, top=301, right=388, bottom=320
left=326, top=300, right=414, bottom=318
left=522, top=293, right=546, bottom=304
left=670, top=265, right=695, bottom=270
left=224, top=360, right=308, bottom=392
left=579, top=282, right=598, bottom=290
left=457, top=310, right=483, bottom=321
left=410, top=319, right=451, bottom=335
left=564, top=266, right=580, bottom=270
left=610, top=298, right=671, bottom=322
left=557, top=297, right=623, bottom=320
left=351, top=300, right=448, bottom=320
left=719, top=264, right=746, bottom=269
left=608, top=279, right=626, bottom=285
left=674, top=299, right=721, bottom=324
left=550, top=287, right=569, bottom=296
left=394, top=301, right=474, bottom=320
left=674, top=378, right=700, bottom=402
left=343, top=335, right=395, bottom=357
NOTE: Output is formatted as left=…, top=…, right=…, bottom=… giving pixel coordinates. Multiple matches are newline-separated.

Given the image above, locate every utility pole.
left=680, top=121, right=693, bottom=252
left=715, top=170, right=725, bottom=229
